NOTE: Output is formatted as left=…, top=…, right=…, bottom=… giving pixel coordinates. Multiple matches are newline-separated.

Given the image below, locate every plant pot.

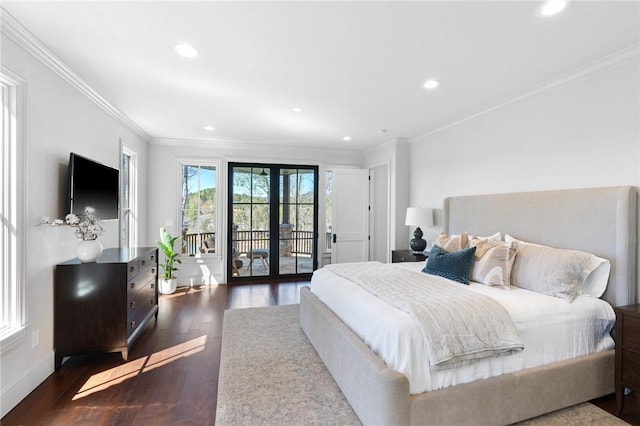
left=76, top=239, right=103, bottom=262
left=159, top=278, right=177, bottom=295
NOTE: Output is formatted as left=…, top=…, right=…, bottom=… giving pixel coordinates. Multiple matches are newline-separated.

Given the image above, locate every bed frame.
left=301, top=186, right=637, bottom=425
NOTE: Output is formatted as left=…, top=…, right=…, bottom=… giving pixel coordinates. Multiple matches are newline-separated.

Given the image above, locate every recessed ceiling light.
left=538, top=0, right=570, bottom=17
left=377, top=129, right=388, bottom=134
left=174, top=43, right=199, bottom=58
left=204, top=125, right=215, bottom=131
left=423, top=80, right=440, bottom=90
left=342, top=136, right=352, bottom=142
left=291, top=107, right=303, bottom=113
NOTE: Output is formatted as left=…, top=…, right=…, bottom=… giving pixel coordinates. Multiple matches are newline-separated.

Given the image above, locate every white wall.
left=147, top=139, right=363, bottom=284
left=365, top=138, right=410, bottom=251
left=0, top=36, right=149, bottom=416
left=409, top=58, right=640, bottom=298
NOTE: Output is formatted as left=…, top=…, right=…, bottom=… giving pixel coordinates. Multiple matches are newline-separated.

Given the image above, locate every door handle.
left=333, top=234, right=337, bottom=243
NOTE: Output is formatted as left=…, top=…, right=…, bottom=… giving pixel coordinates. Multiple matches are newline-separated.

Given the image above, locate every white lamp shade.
left=405, top=207, right=434, bottom=227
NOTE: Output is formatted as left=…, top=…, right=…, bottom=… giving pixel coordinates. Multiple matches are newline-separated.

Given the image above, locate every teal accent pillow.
left=422, top=244, right=477, bottom=284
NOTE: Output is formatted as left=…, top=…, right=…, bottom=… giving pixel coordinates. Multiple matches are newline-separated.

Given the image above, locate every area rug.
left=215, top=304, right=627, bottom=426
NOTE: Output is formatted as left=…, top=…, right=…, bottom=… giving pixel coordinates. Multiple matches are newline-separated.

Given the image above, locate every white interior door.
left=331, top=168, right=369, bottom=264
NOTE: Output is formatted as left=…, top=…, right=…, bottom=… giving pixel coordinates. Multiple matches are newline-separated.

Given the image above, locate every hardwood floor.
left=2, top=281, right=640, bottom=425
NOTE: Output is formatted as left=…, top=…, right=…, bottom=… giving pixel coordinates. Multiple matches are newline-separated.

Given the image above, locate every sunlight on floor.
left=160, top=284, right=219, bottom=299
left=72, top=335, right=207, bottom=400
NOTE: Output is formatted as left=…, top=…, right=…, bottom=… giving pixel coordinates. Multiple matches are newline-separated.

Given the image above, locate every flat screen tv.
left=68, top=153, right=119, bottom=220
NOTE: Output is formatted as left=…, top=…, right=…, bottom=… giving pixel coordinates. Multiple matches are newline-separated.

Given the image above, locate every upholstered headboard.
left=443, top=186, right=637, bottom=307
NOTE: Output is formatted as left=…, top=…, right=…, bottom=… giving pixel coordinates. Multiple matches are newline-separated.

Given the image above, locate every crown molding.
left=415, top=43, right=640, bottom=141
left=150, top=136, right=363, bottom=154
left=150, top=137, right=365, bottom=159
left=0, top=8, right=150, bottom=141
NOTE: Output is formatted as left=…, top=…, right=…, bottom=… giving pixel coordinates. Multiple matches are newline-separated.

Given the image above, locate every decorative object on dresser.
left=157, top=227, right=181, bottom=294
left=54, top=247, right=159, bottom=370
left=615, top=303, right=640, bottom=416
left=404, top=207, right=433, bottom=253
left=40, top=206, right=105, bottom=262
left=75, top=239, right=103, bottom=263
left=391, top=249, right=429, bottom=263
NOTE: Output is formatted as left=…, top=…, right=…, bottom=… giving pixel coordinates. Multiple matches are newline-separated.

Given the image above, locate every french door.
left=227, top=163, right=318, bottom=282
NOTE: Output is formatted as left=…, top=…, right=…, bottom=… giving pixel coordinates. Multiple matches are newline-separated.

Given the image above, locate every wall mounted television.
left=68, top=153, right=119, bottom=220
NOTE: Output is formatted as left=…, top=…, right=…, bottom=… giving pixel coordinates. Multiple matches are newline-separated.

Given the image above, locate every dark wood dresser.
left=615, top=303, right=640, bottom=416
left=54, top=247, right=158, bottom=369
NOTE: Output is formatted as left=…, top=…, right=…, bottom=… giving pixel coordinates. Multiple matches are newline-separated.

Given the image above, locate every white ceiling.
left=2, top=1, right=639, bottom=150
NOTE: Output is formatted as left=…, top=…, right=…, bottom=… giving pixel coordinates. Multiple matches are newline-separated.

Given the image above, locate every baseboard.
left=1, top=352, right=54, bottom=418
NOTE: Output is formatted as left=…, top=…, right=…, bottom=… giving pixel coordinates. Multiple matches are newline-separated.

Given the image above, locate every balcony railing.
left=182, top=230, right=333, bottom=255
left=182, top=231, right=216, bottom=255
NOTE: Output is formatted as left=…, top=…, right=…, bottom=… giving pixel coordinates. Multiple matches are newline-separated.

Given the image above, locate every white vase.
left=76, top=239, right=103, bottom=262
left=159, top=278, right=177, bottom=295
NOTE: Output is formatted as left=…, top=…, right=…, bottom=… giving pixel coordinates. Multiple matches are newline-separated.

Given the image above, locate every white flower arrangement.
left=41, top=206, right=104, bottom=241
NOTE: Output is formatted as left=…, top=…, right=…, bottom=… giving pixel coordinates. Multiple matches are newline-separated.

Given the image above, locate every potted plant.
left=157, top=227, right=182, bottom=294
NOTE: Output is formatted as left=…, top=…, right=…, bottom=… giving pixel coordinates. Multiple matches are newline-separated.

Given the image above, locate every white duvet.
left=310, top=262, right=615, bottom=395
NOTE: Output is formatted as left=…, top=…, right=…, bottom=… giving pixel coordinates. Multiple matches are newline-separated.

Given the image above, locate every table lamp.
left=405, top=207, right=433, bottom=254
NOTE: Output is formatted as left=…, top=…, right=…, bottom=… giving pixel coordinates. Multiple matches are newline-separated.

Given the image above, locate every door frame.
left=227, top=162, right=319, bottom=283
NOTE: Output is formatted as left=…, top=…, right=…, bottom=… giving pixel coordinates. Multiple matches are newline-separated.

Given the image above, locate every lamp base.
left=410, top=237, right=427, bottom=254
left=409, top=226, right=427, bottom=253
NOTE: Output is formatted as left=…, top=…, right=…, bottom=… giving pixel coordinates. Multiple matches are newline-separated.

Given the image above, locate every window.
left=121, top=146, right=137, bottom=249
left=179, top=161, right=219, bottom=256
left=1, top=68, right=26, bottom=347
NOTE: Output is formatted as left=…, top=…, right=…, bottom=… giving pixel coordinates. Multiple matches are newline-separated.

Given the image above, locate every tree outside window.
left=180, top=164, right=217, bottom=255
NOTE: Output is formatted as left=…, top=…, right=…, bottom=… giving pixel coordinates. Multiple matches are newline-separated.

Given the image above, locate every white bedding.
left=310, top=262, right=616, bottom=395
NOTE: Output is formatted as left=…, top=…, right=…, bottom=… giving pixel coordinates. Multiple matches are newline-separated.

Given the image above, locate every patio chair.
left=247, top=249, right=269, bottom=269
left=201, top=236, right=215, bottom=253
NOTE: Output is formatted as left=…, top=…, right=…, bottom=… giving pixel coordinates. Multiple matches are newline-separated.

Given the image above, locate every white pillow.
left=505, top=235, right=609, bottom=301
left=580, top=261, right=611, bottom=298
left=469, top=232, right=501, bottom=242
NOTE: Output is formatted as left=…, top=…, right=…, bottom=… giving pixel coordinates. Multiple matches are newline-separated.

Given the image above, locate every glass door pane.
left=279, top=168, right=315, bottom=275
left=230, top=166, right=270, bottom=277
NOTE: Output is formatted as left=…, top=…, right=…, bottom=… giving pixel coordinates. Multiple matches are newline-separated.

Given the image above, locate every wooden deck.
left=234, top=253, right=313, bottom=277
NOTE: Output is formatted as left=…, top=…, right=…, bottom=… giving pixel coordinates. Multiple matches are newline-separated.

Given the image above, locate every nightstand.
left=615, top=304, right=640, bottom=416
left=391, top=249, right=429, bottom=263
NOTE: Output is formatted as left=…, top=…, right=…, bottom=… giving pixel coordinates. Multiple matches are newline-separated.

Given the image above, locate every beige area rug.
left=215, top=304, right=627, bottom=426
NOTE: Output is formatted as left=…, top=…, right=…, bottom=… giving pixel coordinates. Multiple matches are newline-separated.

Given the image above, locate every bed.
left=300, top=186, right=637, bottom=425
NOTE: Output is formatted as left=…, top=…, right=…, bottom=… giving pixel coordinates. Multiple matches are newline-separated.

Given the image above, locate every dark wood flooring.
left=2, top=281, right=640, bottom=425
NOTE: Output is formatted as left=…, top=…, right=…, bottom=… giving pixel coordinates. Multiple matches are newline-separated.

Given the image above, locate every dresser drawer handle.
left=130, top=301, right=136, bottom=309
left=150, top=299, right=155, bottom=305
left=150, top=283, right=155, bottom=289
left=150, top=255, right=155, bottom=261
left=130, top=266, right=135, bottom=273
left=130, top=282, right=136, bottom=289
left=141, top=260, right=146, bottom=266
left=130, top=320, right=136, bottom=329
left=151, top=268, right=156, bottom=274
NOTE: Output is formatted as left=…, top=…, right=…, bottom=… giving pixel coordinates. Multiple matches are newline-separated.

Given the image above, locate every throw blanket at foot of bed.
left=325, top=262, right=524, bottom=368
